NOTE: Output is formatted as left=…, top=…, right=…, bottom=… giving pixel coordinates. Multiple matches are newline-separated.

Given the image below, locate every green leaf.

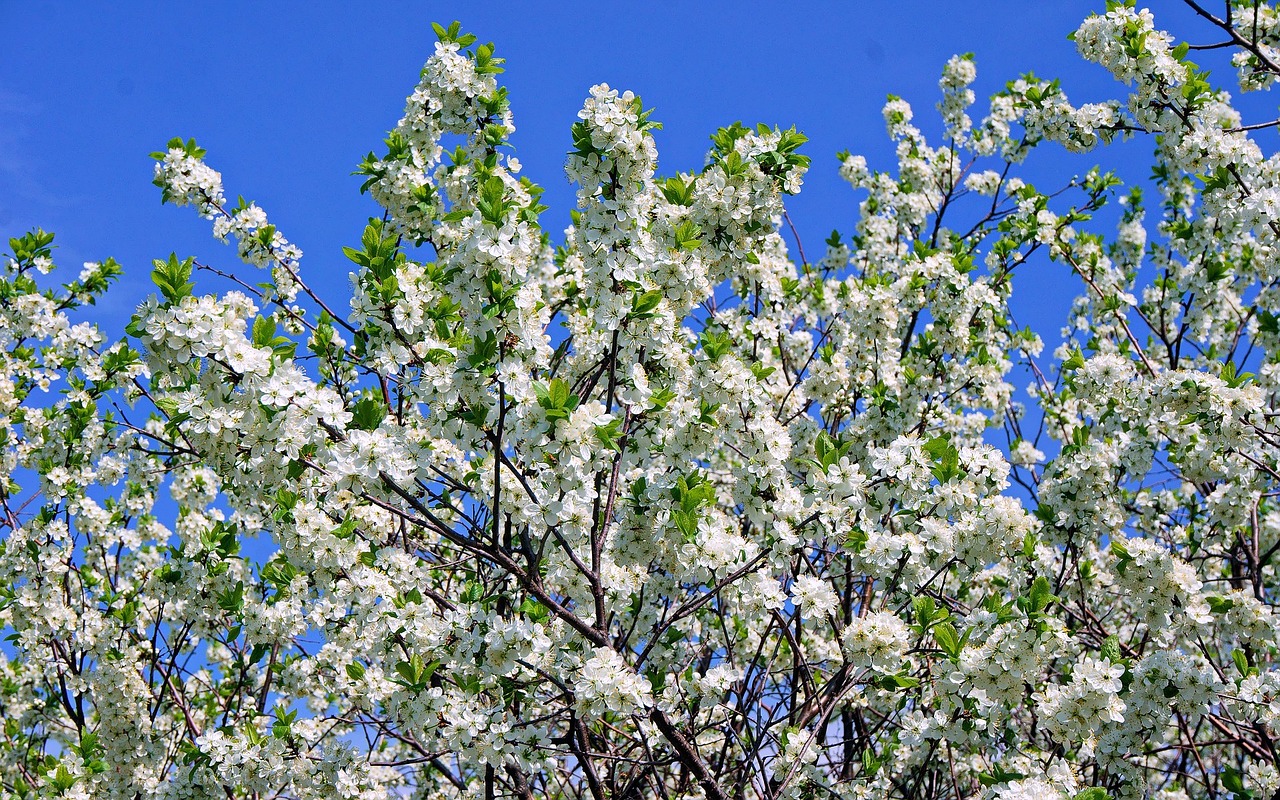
left=50, top=764, right=78, bottom=792
left=350, top=394, right=387, bottom=431
left=1222, top=766, right=1251, bottom=798
left=594, top=418, right=624, bottom=452
left=700, top=329, right=733, bottom=362
left=1222, top=360, right=1254, bottom=388
left=672, top=219, right=702, bottom=250
left=845, top=527, right=868, bottom=552
left=477, top=175, right=508, bottom=225
left=518, top=597, right=550, bottom=624
left=1062, top=348, right=1085, bottom=372
left=631, top=289, right=664, bottom=318
left=923, top=434, right=965, bottom=482
left=1028, top=575, right=1054, bottom=613
left=877, top=672, right=920, bottom=690
left=1110, top=539, right=1133, bottom=576
left=932, top=622, right=965, bottom=660
left=913, top=596, right=937, bottom=629
left=1206, top=595, right=1234, bottom=614
left=550, top=378, right=569, bottom=408
left=151, top=253, right=195, bottom=304
left=537, top=378, right=580, bottom=421
left=646, top=668, right=667, bottom=693
left=1100, top=634, right=1122, bottom=663
left=1232, top=649, right=1255, bottom=678
left=394, top=653, right=440, bottom=689
left=467, top=331, right=499, bottom=373
left=460, top=581, right=485, bottom=604
left=977, top=765, right=1026, bottom=786
left=660, top=176, right=695, bottom=206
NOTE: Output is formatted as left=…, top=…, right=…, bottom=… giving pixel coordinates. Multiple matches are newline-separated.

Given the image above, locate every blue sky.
left=0, top=2, right=1249, bottom=338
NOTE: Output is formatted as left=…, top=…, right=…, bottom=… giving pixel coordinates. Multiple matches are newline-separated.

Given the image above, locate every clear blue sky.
left=0, top=2, right=1245, bottom=336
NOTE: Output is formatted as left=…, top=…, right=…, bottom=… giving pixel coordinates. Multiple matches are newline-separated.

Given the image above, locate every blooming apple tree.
left=7, top=3, right=1280, bottom=799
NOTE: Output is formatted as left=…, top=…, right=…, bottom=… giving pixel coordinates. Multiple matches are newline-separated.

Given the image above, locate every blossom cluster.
left=7, top=6, right=1280, bottom=800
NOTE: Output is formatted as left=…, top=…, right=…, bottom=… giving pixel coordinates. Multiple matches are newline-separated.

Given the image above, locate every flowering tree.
left=9, top=2, right=1280, bottom=798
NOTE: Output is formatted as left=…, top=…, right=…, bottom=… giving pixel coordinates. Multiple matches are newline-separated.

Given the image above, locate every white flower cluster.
left=153, top=144, right=225, bottom=217
left=790, top=574, right=838, bottom=620
left=1034, top=656, right=1127, bottom=759
left=574, top=646, right=652, bottom=718
left=1109, top=537, right=1211, bottom=636
left=841, top=611, right=910, bottom=673
left=211, top=202, right=305, bottom=302
left=10, top=8, right=1280, bottom=800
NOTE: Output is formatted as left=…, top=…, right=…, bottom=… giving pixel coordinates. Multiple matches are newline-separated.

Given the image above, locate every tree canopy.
left=6, top=3, right=1280, bottom=799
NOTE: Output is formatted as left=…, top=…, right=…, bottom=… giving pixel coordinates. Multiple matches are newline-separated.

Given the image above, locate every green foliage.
left=923, top=434, right=966, bottom=483
left=669, top=472, right=716, bottom=543
left=536, top=378, right=580, bottom=423
left=151, top=253, right=195, bottom=305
